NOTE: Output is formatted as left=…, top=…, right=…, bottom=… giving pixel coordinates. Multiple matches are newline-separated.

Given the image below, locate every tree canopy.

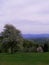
left=1, top=24, right=23, bottom=53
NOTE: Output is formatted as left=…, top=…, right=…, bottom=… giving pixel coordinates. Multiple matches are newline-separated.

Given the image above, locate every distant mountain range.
left=22, top=34, right=49, bottom=39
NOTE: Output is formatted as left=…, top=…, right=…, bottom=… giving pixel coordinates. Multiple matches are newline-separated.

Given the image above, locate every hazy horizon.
left=0, top=0, right=49, bottom=34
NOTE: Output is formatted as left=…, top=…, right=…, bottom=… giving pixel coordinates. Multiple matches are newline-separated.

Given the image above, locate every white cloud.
left=0, top=0, right=49, bottom=34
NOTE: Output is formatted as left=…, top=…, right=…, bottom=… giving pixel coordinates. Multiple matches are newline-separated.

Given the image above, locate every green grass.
left=0, top=52, right=49, bottom=65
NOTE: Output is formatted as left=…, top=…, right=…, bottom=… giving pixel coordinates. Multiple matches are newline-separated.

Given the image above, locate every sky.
left=0, top=0, right=49, bottom=34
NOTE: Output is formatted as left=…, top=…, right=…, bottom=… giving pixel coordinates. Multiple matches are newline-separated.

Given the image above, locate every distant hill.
left=22, top=34, right=49, bottom=39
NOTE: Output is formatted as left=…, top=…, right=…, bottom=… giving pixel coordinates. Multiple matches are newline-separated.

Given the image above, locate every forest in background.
left=0, top=24, right=49, bottom=54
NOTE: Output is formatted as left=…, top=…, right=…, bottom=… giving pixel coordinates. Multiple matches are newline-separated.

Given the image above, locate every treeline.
left=0, top=24, right=49, bottom=53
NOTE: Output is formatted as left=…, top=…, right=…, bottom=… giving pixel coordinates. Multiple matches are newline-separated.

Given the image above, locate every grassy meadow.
left=0, top=52, right=49, bottom=65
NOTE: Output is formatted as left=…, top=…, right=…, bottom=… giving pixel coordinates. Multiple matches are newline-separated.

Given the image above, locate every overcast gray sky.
left=0, top=0, right=49, bottom=34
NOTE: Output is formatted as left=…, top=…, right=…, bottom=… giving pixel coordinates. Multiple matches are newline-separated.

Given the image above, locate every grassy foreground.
left=0, top=52, right=49, bottom=65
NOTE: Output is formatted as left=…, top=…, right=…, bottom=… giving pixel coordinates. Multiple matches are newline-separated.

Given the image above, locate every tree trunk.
left=11, top=47, right=13, bottom=54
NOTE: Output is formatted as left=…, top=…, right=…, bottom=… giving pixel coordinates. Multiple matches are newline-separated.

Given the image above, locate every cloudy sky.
left=0, top=0, right=49, bottom=34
